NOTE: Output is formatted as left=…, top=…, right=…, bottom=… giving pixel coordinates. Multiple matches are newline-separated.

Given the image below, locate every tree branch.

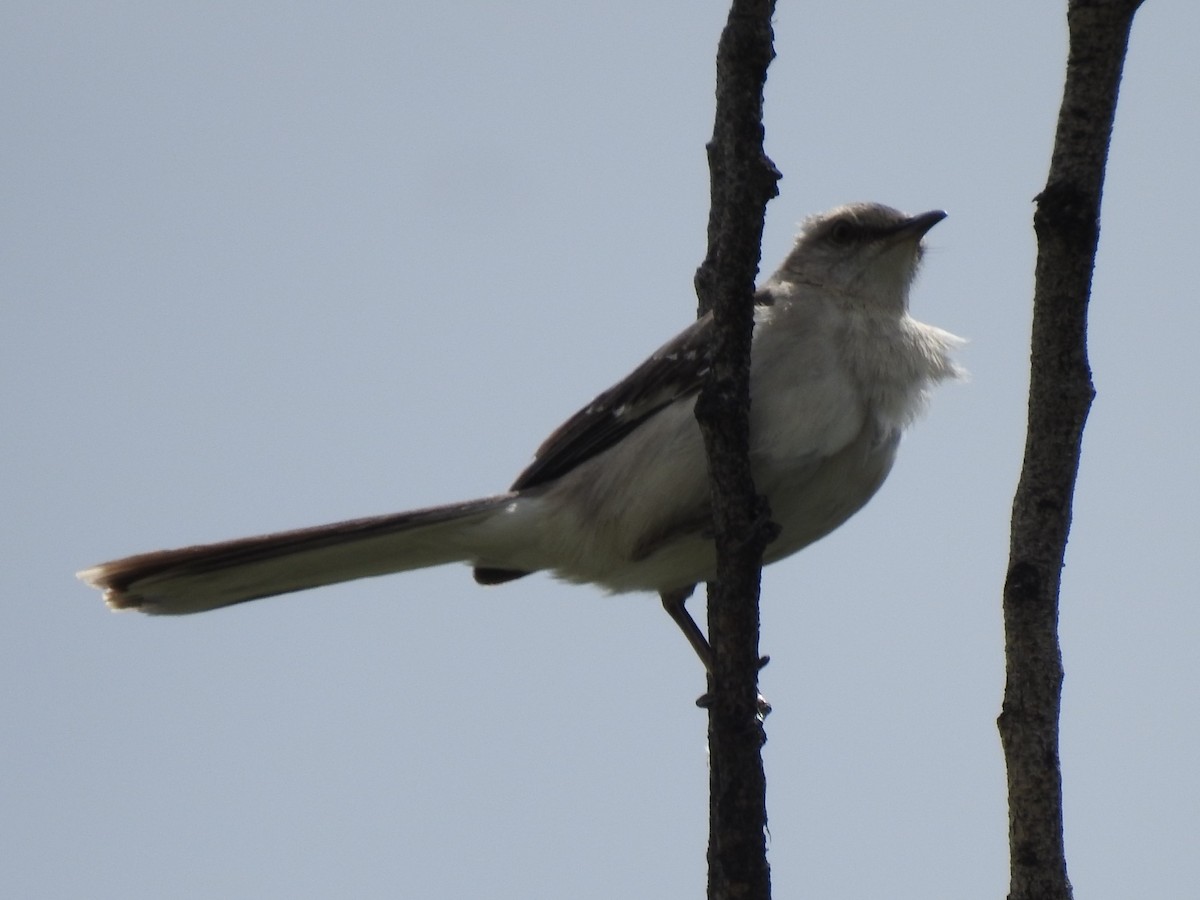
left=693, top=2, right=780, bottom=899
left=1001, top=2, right=1144, bottom=899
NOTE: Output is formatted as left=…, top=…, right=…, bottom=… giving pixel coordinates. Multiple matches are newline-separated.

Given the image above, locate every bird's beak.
left=895, top=209, right=947, bottom=241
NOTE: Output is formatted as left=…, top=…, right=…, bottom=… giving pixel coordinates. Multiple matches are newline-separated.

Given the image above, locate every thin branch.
left=693, top=2, right=780, bottom=899
left=1001, top=2, right=1144, bottom=899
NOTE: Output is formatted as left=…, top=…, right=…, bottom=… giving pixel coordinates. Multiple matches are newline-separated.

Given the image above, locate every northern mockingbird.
left=78, top=202, right=963, bottom=672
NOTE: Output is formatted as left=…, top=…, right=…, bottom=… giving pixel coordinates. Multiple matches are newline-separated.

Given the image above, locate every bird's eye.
left=827, top=220, right=855, bottom=245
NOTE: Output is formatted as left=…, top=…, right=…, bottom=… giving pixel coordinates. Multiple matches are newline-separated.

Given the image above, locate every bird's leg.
left=660, top=585, right=712, bottom=670
left=659, top=586, right=771, bottom=719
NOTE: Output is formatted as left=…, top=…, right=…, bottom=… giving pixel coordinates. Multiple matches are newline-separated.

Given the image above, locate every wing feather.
left=511, top=315, right=714, bottom=490
left=512, top=289, right=776, bottom=491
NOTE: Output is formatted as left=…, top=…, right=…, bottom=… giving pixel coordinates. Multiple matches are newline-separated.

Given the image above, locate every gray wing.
left=512, top=289, right=775, bottom=491
left=511, top=314, right=715, bottom=490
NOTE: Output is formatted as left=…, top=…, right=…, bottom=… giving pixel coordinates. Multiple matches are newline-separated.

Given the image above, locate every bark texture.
left=1001, top=3, right=1144, bottom=899
left=693, top=2, right=780, bottom=899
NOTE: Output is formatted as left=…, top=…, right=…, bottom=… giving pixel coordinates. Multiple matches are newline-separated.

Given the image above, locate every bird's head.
left=773, top=202, right=945, bottom=313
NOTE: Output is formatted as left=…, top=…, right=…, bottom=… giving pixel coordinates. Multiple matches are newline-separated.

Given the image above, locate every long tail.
left=77, top=494, right=519, bottom=615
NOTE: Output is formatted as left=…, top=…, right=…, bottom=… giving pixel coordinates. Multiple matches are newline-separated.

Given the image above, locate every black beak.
left=899, top=209, right=947, bottom=239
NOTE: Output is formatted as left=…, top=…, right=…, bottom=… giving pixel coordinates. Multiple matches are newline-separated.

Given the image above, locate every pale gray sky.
left=3, top=2, right=1198, bottom=898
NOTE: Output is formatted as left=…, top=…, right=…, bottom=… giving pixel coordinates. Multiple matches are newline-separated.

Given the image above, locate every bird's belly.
left=761, top=423, right=900, bottom=562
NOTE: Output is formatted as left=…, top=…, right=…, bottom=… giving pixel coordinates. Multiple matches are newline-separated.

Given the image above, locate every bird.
left=78, top=202, right=963, bottom=673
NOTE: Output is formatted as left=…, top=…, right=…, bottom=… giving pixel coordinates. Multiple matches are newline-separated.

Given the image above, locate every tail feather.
left=77, top=494, right=518, bottom=614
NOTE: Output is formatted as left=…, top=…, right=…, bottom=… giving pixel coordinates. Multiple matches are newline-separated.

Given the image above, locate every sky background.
left=4, top=2, right=1198, bottom=898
